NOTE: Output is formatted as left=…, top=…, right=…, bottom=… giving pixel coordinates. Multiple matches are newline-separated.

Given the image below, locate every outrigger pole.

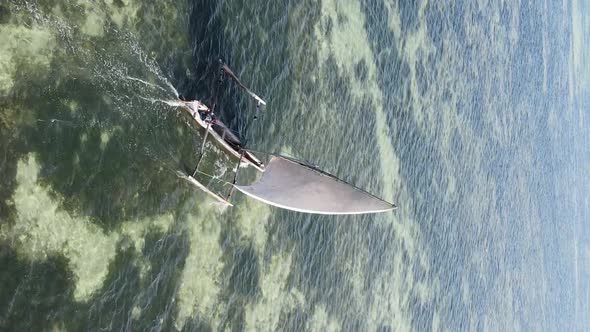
left=219, top=59, right=267, bottom=106
left=192, top=120, right=211, bottom=176
left=226, top=152, right=244, bottom=200
left=192, top=60, right=226, bottom=176
left=218, top=58, right=266, bottom=146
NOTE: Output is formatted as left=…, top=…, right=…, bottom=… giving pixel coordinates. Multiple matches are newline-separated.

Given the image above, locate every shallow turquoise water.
left=0, top=0, right=589, bottom=331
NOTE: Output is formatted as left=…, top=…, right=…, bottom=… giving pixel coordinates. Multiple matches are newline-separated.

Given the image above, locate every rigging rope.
left=190, top=169, right=233, bottom=187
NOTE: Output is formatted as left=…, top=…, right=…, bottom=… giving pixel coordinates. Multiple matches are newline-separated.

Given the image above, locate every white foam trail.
left=163, top=80, right=180, bottom=98
left=129, top=73, right=179, bottom=99
left=125, top=76, right=171, bottom=94
left=137, top=96, right=183, bottom=107
left=160, top=99, right=184, bottom=107
left=36, top=119, right=77, bottom=127
left=128, top=41, right=180, bottom=98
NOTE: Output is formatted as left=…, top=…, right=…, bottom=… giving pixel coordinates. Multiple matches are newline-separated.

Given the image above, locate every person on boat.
left=204, top=112, right=216, bottom=125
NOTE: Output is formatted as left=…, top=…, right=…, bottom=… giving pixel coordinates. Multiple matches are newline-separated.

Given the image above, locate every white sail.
left=234, top=156, right=395, bottom=215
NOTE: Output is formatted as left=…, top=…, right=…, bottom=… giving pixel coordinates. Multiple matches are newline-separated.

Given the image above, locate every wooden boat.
left=180, top=99, right=264, bottom=172
left=178, top=60, right=395, bottom=214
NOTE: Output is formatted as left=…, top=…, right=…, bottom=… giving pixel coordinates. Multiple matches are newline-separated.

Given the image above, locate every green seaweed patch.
left=244, top=252, right=306, bottom=331
left=0, top=24, right=56, bottom=96
left=71, top=246, right=142, bottom=330
left=80, top=7, right=106, bottom=37
left=129, top=228, right=189, bottom=331
left=12, top=72, right=195, bottom=231
left=6, top=154, right=120, bottom=301
left=0, top=103, right=36, bottom=223
left=307, top=305, right=341, bottom=332
left=0, top=233, right=180, bottom=330
left=0, top=225, right=193, bottom=331
left=3, top=149, right=177, bottom=296
left=175, top=208, right=225, bottom=330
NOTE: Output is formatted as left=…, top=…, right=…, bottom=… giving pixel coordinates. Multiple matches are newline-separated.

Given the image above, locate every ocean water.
left=0, top=0, right=588, bottom=331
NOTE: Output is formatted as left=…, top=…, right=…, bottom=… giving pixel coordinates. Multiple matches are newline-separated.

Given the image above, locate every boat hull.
left=180, top=101, right=265, bottom=172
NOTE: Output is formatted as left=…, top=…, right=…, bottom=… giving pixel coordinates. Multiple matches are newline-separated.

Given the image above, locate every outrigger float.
left=176, top=60, right=396, bottom=214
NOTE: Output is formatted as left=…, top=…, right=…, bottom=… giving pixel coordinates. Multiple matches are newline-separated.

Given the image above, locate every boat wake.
left=125, top=76, right=172, bottom=95
left=137, top=96, right=184, bottom=108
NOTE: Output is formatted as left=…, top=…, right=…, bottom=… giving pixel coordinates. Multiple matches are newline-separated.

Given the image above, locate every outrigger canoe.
left=177, top=60, right=396, bottom=214
left=180, top=100, right=265, bottom=172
